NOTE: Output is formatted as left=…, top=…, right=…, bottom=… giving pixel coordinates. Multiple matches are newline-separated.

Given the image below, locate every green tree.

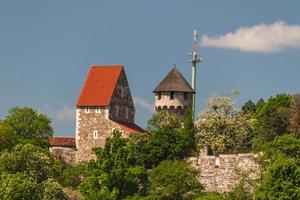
left=79, top=131, right=148, bottom=200
left=41, top=179, right=70, bottom=200
left=0, top=122, right=15, bottom=151
left=0, top=144, right=68, bottom=199
left=242, top=100, right=257, bottom=114
left=59, top=164, right=87, bottom=189
left=196, top=94, right=253, bottom=154
left=254, top=94, right=298, bottom=145
left=254, top=134, right=300, bottom=200
left=1, top=107, right=53, bottom=148
left=0, top=172, right=41, bottom=200
left=147, top=160, right=203, bottom=200
left=144, top=110, right=196, bottom=167
left=0, top=144, right=54, bottom=183
left=255, top=157, right=300, bottom=200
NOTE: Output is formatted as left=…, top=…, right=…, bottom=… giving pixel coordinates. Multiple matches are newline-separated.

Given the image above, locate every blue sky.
left=1, top=1, right=300, bottom=136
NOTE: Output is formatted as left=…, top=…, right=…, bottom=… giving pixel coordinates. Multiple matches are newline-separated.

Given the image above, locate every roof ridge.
left=153, top=67, right=194, bottom=93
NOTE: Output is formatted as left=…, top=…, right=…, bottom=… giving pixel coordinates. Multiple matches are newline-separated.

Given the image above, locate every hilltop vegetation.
left=0, top=93, right=300, bottom=199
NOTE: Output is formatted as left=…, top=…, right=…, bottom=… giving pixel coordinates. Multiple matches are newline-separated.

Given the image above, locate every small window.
left=184, top=92, right=188, bottom=100
left=85, top=107, right=90, bottom=113
left=125, top=108, right=129, bottom=119
left=96, top=107, right=101, bottom=113
left=170, top=91, right=175, bottom=100
left=93, top=130, right=99, bottom=138
left=158, top=92, right=161, bottom=100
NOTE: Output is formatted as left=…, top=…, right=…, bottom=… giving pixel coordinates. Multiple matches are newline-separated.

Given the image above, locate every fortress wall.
left=49, top=147, right=77, bottom=166
left=190, top=153, right=260, bottom=193
left=50, top=148, right=261, bottom=193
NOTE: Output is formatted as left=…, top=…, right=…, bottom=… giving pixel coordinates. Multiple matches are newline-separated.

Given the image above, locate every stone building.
left=49, top=65, right=144, bottom=163
left=153, top=66, right=194, bottom=119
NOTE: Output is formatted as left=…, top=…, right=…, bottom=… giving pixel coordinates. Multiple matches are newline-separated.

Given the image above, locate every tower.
left=153, top=66, right=194, bottom=119
left=189, top=30, right=202, bottom=120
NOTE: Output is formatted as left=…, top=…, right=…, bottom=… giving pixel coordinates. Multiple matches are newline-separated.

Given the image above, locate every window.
left=96, top=107, right=101, bottom=113
left=170, top=91, right=175, bottom=100
left=158, top=92, right=161, bottom=100
left=93, top=130, right=99, bottom=138
left=184, top=92, right=188, bottom=100
left=125, top=108, right=129, bottom=119
left=85, top=107, right=90, bottom=113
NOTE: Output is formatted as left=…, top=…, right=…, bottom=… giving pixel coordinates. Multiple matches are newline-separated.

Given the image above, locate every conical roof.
left=153, top=67, right=194, bottom=93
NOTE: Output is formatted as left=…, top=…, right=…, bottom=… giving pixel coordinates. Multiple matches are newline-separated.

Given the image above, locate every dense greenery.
left=1, top=93, right=300, bottom=200
left=253, top=94, right=299, bottom=146
left=255, top=134, right=300, bottom=199
left=0, top=144, right=68, bottom=200
left=79, top=109, right=200, bottom=199
left=0, top=107, right=53, bottom=150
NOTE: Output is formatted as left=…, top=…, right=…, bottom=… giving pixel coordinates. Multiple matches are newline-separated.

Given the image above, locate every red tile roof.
left=76, top=65, right=123, bottom=107
left=48, top=137, right=76, bottom=148
left=113, top=120, right=145, bottom=134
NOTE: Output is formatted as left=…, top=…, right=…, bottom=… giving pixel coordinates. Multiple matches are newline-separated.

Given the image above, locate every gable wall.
left=109, top=68, right=135, bottom=123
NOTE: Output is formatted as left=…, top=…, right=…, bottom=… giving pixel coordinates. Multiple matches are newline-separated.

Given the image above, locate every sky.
left=1, top=0, right=300, bottom=136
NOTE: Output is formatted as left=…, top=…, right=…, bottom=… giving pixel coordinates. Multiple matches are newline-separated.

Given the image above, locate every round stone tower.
left=153, top=66, right=195, bottom=119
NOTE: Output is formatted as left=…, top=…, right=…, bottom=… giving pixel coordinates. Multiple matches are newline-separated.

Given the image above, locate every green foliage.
left=0, top=122, right=15, bottom=151
left=242, top=100, right=257, bottom=114
left=79, top=131, right=148, bottom=200
left=260, top=134, right=300, bottom=167
left=0, top=107, right=53, bottom=150
left=226, top=183, right=253, bottom=200
left=59, top=164, right=87, bottom=189
left=147, top=160, right=203, bottom=200
left=0, top=172, right=40, bottom=200
left=0, top=144, right=68, bottom=199
left=144, top=110, right=197, bottom=167
left=254, top=134, right=300, bottom=199
left=147, top=110, right=181, bottom=133
left=4, top=106, right=53, bottom=137
left=196, top=94, right=254, bottom=154
left=254, top=94, right=298, bottom=145
left=255, top=157, right=300, bottom=200
left=196, top=193, right=226, bottom=200
left=0, top=144, right=54, bottom=183
left=41, top=178, right=70, bottom=200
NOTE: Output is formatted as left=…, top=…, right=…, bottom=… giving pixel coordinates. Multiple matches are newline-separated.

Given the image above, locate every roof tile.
left=153, top=67, right=194, bottom=93
left=76, top=65, right=123, bottom=107
left=48, top=137, right=76, bottom=148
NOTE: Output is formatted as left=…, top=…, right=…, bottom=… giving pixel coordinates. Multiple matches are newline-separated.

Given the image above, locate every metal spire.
left=189, top=30, right=202, bottom=120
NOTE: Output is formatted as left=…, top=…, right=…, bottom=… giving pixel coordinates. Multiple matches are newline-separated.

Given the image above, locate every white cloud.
left=56, top=105, right=75, bottom=121
left=39, top=104, right=75, bottom=122
left=133, top=97, right=155, bottom=113
left=201, top=21, right=300, bottom=53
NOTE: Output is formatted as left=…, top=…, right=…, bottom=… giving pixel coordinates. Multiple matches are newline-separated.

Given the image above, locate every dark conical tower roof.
left=153, top=67, right=194, bottom=93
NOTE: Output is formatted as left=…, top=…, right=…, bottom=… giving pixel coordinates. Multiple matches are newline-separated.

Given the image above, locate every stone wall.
left=109, top=68, right=135, bottom=123
left=190, top=153, right=260, bottom=193
left=49, top=147, right=77, bottom=166
left=75, top=108, right=132, bottom=162
left=154, top=91, right=192, bottom=119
